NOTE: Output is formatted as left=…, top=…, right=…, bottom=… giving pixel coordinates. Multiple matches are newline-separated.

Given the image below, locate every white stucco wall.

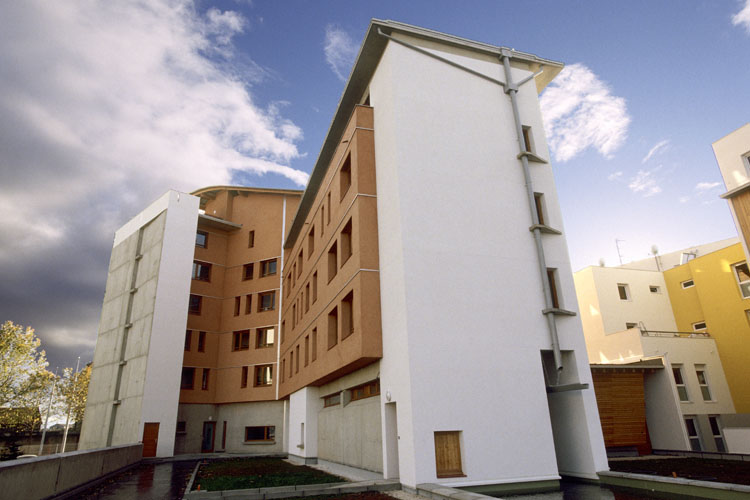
left=371, top=34, right=606, bottom=488
left=724, top=428, right=750, bottom=454
left=288, top=386, right=321, bottom=461
left=713, top=123, right=750, bottom=193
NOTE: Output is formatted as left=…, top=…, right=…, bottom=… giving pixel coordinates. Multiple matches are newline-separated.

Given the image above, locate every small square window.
left=233, top=330, right=250, bottom=351
left=188, top=295, right=202, bottom=315
left=681, top=279, right=695, bottom=289
left=260, top=259, right=277, bottom=277
left=196, top=231, right=208, bottom=248
left=258, top=291, right=275, bottom=312
left=692, top=321, right=707, bottom=332
left=732, top=262, right=750, bottom=299
left=254, top=365, right=273, bottom=386
left=192, top=261, right=211, bottom=281
left=243, top=263, right=254, bottom=280
left=617, top=283, right=630, bottom=301
left=649, top=285, right=660, bottom=293
left=176, top=421, right=187, bottom=433
left=256, top=327, right=274, bottom=348
left=181, top=367, right=195, bottom=390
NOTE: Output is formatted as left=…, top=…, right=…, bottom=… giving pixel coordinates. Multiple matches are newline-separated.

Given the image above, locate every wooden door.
left=142, top=422, right=159, bottom=457
left=434, top=431, right=463, bottom=478
left=202, top=421, right=216, bottom=453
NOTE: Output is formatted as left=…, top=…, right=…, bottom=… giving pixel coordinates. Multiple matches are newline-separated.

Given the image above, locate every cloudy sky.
left=1, top=0, right=749, bottom=369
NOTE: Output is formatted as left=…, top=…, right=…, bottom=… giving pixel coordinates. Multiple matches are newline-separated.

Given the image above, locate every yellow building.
left=663, top=242, right=750, bottom=413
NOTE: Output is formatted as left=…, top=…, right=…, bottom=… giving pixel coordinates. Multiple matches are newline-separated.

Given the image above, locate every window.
left=245, top=294, right=252, bottom=315
left=243, top=263, right=254, bottom=280
left=256, top=327, right=274, bottom=348
left=234, top=296, right=241, bottom=316
left=289, top=352, right=293, bottom=378
left=341, top=219, right=352, bottom=264
left=258, top=291, right=275, bottom=312
left=533, top=192, right=545, bottom=225
left=192, top=261, right=211, bottom=281
left=522, top=126, right=533, bottom=152
left=184, top=330, right=191, bottom=351
left=312, top=272, right=318, bottom=302
left=350, top=379, right=380, bottom=401
left=328, top=242, right=338, bottom=283
left=733, top=262, right=750, bottom=298
left=201, top=368, right=210, bottom=390
left=176, top=421, right=186, bottom=434
left=196, top=230, right=208, bottom=248
left=321, top=206, right=325, bottom=235
left=328, top=307, right=338, bottom=349
left=198, top=331, right=206, bottom=352
left=255, top=365, right=273, bottom=386
left=297, top=250, right=303, bottom=277
left=188, top=295, right=202, bottom=315
left=233, top=330, right=250, bottom=351
left=649, top=285, right=660, bottom=293
left=681, top=279, right=695, bottom=289
left=292, top=264, right=297, bottom=287
left=684, top=417, right=702, bottom=451
left=292, top=303, right=297, bottom=329
left=625, top=322, right=638, bottom=330
left=692, top=321, right=707, bottom=332
left=434, top=431, right=464, bottom=478
left=311, top=328, right=317, bottom=362
left=181, top=367, right=195, bottom=389
left=295, top=345, right=300, bottom=373
left=308, top=226, right=315, bottom=258
left=323, top=392, right=341, bottom=407
left=709, top=416, right=726, bottom=452
left=245, top=426, right=275, bottom=442
left=672, top=365, right=689, bottom=402
left=327, top=193, right=331, bottom=224
left=341, top=291, right=354, bottom=339
left=241, top=366, right=248, bottom=388
left=305, top=283, right=310, bottom=312
left=281, top=360, right=285, bottom=383
left=340, top=154, right=351, bottom=200
left=260, top=259, right=277, bottom=277
left=304, top=335, right=309, bottom=366
left=617, top=283, right=630, bottom=301
left=695, top=366, right=712, bottom=401
left=546, top=268, right=560, bottom=309
left=248, top=230, right=255, bottom=248
left=681, top=252, right=696, bottom=264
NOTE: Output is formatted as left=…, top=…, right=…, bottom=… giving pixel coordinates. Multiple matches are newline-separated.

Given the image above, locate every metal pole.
left=38, top=368, right=58, bottom=456
left=61, top=356, right=80, bottom=453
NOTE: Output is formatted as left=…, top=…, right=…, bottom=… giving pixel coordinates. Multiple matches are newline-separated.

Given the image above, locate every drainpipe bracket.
left=529, top=224, right=562, bottom=235
left=543, top=308, right=577, bottom=317
left=516, top=151, right=548, bottom=164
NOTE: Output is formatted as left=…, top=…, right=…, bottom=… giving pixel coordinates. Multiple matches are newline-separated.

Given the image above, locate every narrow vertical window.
left=733, top=262, right=750, bottom=298
left=328, top=242, right=338, bottom=283
left=533, top=193, right=545, bottom=225
left=522, top=126, right=533, bottom=152
left=196, top=230, right=208, bottom=248
left=298, top=250, right=303, bottom=277
left=709, top=416, right=726, bottom=452
left=327, top=193, right=331, bottom=225
left=341, top=219, right=352, bottom=265
left=312, top=328, right=318, bottom=361
left=295, top=345, right=300, bottom=373
left=245, top=294, right=252, bottom=314
left=312, top=272, right=318, bottom=302
left=328, top=307, right=338, bottom=349
left=695, top=366, right=712, bottom=401
left=321, top=206, right=325, bottom=235
left=684, top=417, right=702, bottom=451
left=289, top=352, right=294, bottom=378
left=617, top=283, right=630, bottom=301
left=201, top=368, right=209, bottom=390
left=281, top=360, right=285, bottom=383
left=305, top=283, right=310, bottom=312
left=304, top=335, right=309, bottom=366
left=198, top=331, right=206, bottom=352
left=184, top=330, right=192, bottom=351
left=248, top=230, right=255, bottom=248
left=292, top=303, right=297, bottom=329
left=243, top=263, right=254, bottom=280
left=308, top=226, right=315, bottom=258
left=340, top=154, right=352, bottom=200
left=234, top=296, right=241, bottom=316
left=546, top=268, right=560, bottom=309
left=672, top=365, right=689, bottom=401
left=341, top=291, right=354, bottom=340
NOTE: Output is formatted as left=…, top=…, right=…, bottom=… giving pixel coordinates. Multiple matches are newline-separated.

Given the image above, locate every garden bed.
left=609, top=457, right=750, bottom=486
left=193, top=457, right=345, bottom=491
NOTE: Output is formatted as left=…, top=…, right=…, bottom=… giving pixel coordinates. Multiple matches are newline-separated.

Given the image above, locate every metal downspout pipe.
left=500, top=50, right=564, bottom=381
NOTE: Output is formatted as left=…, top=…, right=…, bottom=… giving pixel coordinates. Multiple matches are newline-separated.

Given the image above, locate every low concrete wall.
left=0, top=443, right=142, bottom=500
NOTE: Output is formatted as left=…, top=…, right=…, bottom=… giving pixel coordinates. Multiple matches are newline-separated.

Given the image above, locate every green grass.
left=193, top=457, right=345, bottom=492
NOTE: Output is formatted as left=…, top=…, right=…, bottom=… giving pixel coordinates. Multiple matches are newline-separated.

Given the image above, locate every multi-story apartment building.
left=82, top=20, right=608, bottom=492
left=575, top=239, right=750, bottom=454
left=715, top=123, right=750, bottom=258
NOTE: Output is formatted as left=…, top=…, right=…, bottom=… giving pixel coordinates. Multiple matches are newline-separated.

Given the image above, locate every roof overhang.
left=283, top=19, right=564, bottom=249
left=198, top=213, right=242, bottom=231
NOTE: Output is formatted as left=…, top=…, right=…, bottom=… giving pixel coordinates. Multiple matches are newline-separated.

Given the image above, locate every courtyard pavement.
left=73, top=459, right=198, bottom=499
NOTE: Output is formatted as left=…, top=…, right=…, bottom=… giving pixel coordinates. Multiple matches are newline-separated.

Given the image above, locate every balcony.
left=640, top=329, right=711, bottom=339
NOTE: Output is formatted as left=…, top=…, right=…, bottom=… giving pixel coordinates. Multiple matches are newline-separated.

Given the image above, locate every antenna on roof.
left=651, top=245, right=662, bottom=271
left=615, top=238, right=625, bottom=265
left=598, top=258, right=605, bottom=267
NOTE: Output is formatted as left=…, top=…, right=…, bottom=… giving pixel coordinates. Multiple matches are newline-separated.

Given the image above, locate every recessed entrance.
left=202, top=421, right=216, bottom=453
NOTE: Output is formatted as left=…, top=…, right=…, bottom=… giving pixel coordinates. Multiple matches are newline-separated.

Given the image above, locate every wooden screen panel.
left=142, top=422, right=159, bottom=457
left=732, top=192, right=750, bottom=247
left=434, top=431, right=464, bottom=478
left=591, top=370, right=651, bottom=455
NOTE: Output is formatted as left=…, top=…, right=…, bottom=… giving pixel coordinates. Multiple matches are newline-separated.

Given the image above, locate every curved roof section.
left=283, top=19, right=564, bottom=249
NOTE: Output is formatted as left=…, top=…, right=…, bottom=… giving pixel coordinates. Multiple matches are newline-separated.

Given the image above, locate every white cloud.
left=732, top=0, right=750, bottom=32
left=607, top=171, right=623, bottom=181
left=0, top=0, right=308, bottom=360
left=641, top=139, right=669, bottom=164
left=629, top=169, right=662, bottom=197
left=540, top=63, right=631, bottom=162
left=324, top=25, right=358, bottom=82
left=679, top=196, right=691, bottom=203
left=695, top=181, right=722, bottom=191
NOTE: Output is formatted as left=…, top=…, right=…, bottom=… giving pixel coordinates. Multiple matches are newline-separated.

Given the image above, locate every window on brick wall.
left=311, top=328, right=317, bottom=361
left=304, top=335, right=309, bottom=366
left=256, top=327, right=274, bottom=348
left=305, top=283, right=310, bottom=312
left=295, top=345, right=300, bottom=374
left=234, top=296, right=241, bottom=316
left=233, top=330, right=250, bottom=351
left=196, top=230, right=208, bottom=248
left=243, top=263, right=254, bottom=280
left=192, top=261, right=211, bottom=281
left=308, top=226, right=315, bottom=258
left=258, top=291, right=275, bottom=311
left=341, top=291, right=354, bottom=340
left=312, top=272, right=318, bottom=302
left=198, top=331, right=206, bottom=352
left=248, top=230, right=255, bottom=248
left=328, top=306, right=338, bottom=349
left=341, top=219, right=352, bottom=265
left=254, top=365, right=273, bottom=386
left=181, top=368, right=195, bottom=389
left=241, top=366, right=248, bottom=388
left=188, top=295, right=202, bottom=315
left=340, top=154, right=351, bottom=200
left=201, top=368, right=209, bottom=390
left=184, top=330, right=191, bottom=351
left=261, top=259, right=277, bottom=277
left=297, top=250, right=303, bottom=277
left=328, top=242, right=338, bottom=283
left=245, top=294, right=252, bottom=315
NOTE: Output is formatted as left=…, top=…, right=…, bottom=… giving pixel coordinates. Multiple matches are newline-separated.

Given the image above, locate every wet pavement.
left=74, top=460, right=198, bottom=499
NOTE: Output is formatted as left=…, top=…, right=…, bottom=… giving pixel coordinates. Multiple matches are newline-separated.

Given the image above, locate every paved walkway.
left=74, top=460, right=198, bottom=499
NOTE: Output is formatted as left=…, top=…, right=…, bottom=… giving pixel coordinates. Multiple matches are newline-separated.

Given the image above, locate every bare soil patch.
left=609, top=457, right=750, bottom=486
